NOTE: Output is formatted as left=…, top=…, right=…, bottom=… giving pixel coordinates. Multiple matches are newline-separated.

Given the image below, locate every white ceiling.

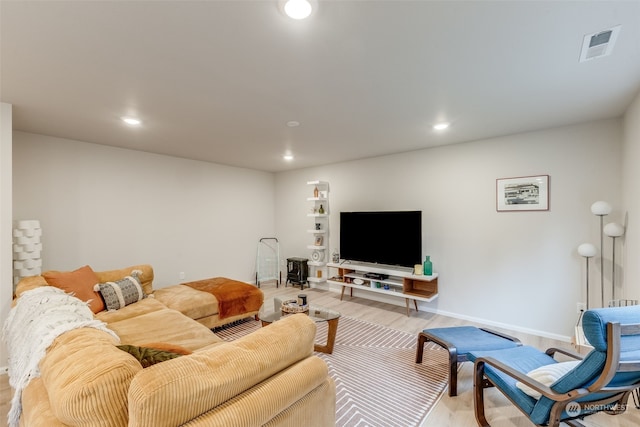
left=2, top=1, right=640, bottom=172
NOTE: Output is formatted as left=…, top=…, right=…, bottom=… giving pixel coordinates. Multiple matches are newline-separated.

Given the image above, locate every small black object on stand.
left=286, top=257, right=308, bottom=290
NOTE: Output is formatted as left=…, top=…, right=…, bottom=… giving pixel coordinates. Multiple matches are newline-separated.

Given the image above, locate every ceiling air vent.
left=579, top=25, right=621, bottom=62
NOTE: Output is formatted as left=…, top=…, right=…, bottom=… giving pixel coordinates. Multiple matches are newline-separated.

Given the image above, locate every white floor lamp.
left=603, top=222, right=624, bottom=303
left=590, top=201, right=612, bottom=307
left=577, top=243, right=597, bottom=309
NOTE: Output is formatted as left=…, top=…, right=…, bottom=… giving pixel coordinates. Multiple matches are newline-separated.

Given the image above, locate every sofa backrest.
left=14, top=264, right=155, bottom=298
left=95, top=264, right=155, bottom=295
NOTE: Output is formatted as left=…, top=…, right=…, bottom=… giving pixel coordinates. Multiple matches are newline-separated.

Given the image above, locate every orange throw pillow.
left=43, top=265, right=105, bottom=313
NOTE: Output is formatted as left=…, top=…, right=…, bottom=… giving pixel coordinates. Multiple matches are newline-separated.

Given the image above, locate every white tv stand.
left=326, top=262, right=438, bottom=317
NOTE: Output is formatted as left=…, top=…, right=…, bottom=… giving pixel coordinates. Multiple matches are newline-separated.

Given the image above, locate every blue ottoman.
left=415, top=326, right=521, bottom=396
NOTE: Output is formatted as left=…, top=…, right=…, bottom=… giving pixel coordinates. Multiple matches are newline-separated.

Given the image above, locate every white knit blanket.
left=2, top=287, right=119, bottom=427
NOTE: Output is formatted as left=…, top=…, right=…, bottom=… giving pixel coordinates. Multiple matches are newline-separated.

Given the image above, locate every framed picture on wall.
left=314, top=235, right=324, bottom=246
left=496, top=175, right=550, bottom=212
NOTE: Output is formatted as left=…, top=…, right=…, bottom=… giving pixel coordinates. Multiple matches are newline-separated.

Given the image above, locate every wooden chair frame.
left=473, top=322, right=640, bottom=427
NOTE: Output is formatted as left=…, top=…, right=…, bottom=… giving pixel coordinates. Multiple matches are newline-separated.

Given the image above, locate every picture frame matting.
left=496, top=175, right=549, bottom=212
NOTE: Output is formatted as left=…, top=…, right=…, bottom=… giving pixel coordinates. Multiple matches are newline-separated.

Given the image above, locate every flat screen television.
left=339, top=211, right=422, bottom=268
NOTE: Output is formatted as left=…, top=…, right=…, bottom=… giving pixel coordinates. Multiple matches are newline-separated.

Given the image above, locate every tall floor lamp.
left=603, top=222, right=624, bottom=303
left=591, top=201, right=612, bottom=307
left=577, top=243, right=597, bottom=309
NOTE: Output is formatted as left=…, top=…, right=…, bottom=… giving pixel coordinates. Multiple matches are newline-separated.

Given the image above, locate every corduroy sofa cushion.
left=154, top=284, right=219, bottom=318
left=95, top=297, right=167, bottom=324
left=107, top=307, right=223, bottom=352
left=128, top=314, right=317, bottom=427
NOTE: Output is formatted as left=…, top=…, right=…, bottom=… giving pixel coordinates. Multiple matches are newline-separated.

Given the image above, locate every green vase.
left=423, top=256, right=432, bottom=276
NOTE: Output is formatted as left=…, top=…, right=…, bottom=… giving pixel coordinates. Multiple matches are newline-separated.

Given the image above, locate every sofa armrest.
left=169, top=357, right=335, bottom=427
left=39, top=328, right=143, bottom=426
left=128, top=314, right=318, bottom=427
left=14, top=275, right=48, bottom=298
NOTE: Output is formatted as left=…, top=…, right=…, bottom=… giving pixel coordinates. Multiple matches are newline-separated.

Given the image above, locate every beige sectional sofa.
left=11, top=264, right=336, bottom=427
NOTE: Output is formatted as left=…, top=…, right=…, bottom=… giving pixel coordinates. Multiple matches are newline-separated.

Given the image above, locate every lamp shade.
left=590, top=201, right=612, bottom=216
left=604, top=222, right=625, bottom=237
left=577, top=243, right=597, bottom=258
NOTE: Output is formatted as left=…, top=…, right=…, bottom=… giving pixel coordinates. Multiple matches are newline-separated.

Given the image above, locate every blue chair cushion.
left=468, top=345, right=556, bottom=415
left=423, top=326, right=520, bottom=355
left=582, top=305, right=640, bottom=352
left=529, top=349, right=606, bottom=424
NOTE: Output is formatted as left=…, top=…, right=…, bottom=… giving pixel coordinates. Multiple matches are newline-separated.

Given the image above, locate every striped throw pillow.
left=95, top=273, right=146, bottom=311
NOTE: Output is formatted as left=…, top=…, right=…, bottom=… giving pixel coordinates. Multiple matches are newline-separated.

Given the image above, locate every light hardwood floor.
left=1, top=284, right=638, bottom=427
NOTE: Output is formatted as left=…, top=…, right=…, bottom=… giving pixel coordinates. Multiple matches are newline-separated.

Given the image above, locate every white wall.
left=275, top=119, right=623, bottom=340
left=12, top=132, right=276, bottom=286
left=622, top=90, right=640, bottom=300
left=7, top=114, right=630, bottom=345
left=1, top=103, right=13, bottom=368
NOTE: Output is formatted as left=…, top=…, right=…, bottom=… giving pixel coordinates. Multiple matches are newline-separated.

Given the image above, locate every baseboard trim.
left=322, top=283, right=572, bottom=343
left=0, top=366, right=7, bottom=375
left=417, top=305, right=572, bottom=343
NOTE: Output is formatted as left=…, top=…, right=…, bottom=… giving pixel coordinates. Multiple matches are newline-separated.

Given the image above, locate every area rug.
left=215, top=316, right=449, bottom=427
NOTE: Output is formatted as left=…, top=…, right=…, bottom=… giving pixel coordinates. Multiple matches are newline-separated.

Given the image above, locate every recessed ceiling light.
left=283, top=0, right=313, bottom=20
left=433, top=122, right=450, bottom=131
left=121, top=117, right=141, bottom=126
left=283, top=154, right=294, bottom=161
left=287, top=121, right=300, bottom=127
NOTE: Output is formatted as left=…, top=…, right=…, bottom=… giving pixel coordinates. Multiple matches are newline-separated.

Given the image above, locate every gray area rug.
left=215, top=315, right=448, bottom=427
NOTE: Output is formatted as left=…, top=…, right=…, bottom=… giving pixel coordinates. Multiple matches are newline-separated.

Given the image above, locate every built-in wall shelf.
left=326, top=262, right=438, bottom=316
left=306, top=181, right=330, bottom=285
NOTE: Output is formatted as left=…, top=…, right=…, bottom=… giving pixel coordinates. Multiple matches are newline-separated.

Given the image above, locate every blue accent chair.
left=469, top=305, right=640, bottom=427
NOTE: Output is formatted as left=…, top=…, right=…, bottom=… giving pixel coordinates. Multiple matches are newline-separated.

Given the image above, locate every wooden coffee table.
left=259, top=299, right=341, bottom=354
